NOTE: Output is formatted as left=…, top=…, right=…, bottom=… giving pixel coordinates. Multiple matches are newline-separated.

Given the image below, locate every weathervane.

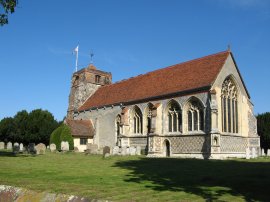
left=90, top=50, right=94, bottom=64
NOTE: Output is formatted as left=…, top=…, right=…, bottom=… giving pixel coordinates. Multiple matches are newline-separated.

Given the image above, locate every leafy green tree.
left=13, top=110, right=28, bottom=144
left=60, top=125, right=74, bottom=150
left=0, top=117, right=16, bottom=142
left=50, top=125, right=63, bottom=150
left=50, top=124, right=74, bottom=151
left=0, top=0, right=18, bottom=26
left=26, top=109, right=59, bottom=145
left=257, top=112, right=270, bottom=152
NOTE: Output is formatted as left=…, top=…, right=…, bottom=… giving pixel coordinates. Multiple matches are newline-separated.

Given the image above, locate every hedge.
left=50, top=124, right=74, bottom=151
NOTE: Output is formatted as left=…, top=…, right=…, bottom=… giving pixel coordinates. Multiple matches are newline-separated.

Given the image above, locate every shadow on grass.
left=113, top=157, right=270, bottom=201
left=0, top=151, right=34, bottom=157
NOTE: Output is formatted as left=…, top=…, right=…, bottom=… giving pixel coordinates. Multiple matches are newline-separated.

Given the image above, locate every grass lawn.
left=0, top=151, right=269, bottom=202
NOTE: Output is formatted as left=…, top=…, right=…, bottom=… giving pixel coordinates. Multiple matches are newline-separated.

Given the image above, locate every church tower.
left=67, top=64, right=112, bottom=119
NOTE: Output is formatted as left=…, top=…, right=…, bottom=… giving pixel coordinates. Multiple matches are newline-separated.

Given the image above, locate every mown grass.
left=0, top=150, right=269, bottom=202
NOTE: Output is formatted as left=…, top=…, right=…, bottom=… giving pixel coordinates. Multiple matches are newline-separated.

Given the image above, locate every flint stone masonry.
left=61, top=141, right=69, bottom=151
left=7, top=142, right=12, bottom=150
left=35, top=143, right=46, bottom=155
left=0, top=142, right=4, bottom=150
left=0, top=185, right=106, bottom=202
left=50, top=144, right=56, bottom=152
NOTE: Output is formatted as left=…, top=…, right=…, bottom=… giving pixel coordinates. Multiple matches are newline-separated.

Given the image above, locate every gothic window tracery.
left=133, top=106, right=143, bottom=134
left=187, top=99, right=204, bottom=132
left=167, top=101, right=182, bottom=132
left=221, top=77, right=238, bottom=133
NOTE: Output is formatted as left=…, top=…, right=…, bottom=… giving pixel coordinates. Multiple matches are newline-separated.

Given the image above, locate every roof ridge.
left=98, top=50, right=229, bottom=90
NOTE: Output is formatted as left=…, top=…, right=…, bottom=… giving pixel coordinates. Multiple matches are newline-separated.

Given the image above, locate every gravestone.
left=246, top=148, right=250, bottom=159
left=136, top=146, right=141, bottom=155
left=13, top=143, right=20, bottom=154
left=267, top=149, right=270, bottom=156
left=126, top=147, right=130, bottom=155
left=103, top=146, right=110, bottom=157
left=74, top=147, right=79, bottom=152
left=121, top=146, right=127, bottom=155
left=28, top=143, right=36, bottom=154
left=0, top=142, right=4, bottom=150
left=19, top=143, right=23, bottom=152
left=104, top=153, right=110, bottom=158
left=7, top=142, right=12, bottom=150
left=112, top=146, right=120, bottom=155
left=49, top=143, right=56, bottom=152
left=35, top=143, right=46, bottom=155
left=47, top=145, right=50, bottom=149
left=251, top=147, right=256, bottom=158
left=86, top=143, right=98, bottom=154
left=130, top=146, right=136, bottom=156
left=61, top=141, right=69, bottom=151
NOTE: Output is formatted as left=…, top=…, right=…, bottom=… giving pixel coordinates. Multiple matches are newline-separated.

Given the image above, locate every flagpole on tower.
left=73, top=44, right=79, bottom=72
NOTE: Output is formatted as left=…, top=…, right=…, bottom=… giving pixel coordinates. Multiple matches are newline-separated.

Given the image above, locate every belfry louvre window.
left=167, top=100, right=182, bottom=132
left=187, top=100, right=204, bottom=132
left=133, top=106, right=142, bottom=134
left=221, top=77, right=238, bottom=133
left=95, top=75, right=101, bottom=83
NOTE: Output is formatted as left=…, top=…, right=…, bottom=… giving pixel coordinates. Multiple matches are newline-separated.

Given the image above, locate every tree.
left=0, top=0, right=18, bottom=26
left=50, top=124, right=74, bottom=151
left=0, top=117, right=16, bottom=142
left=257, top=112, right=270, bottom=152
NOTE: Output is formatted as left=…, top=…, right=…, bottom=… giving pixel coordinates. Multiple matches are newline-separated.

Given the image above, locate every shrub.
left=60, top=125, right=74, bottom=150
left=50, top=126, right=63, bottom=150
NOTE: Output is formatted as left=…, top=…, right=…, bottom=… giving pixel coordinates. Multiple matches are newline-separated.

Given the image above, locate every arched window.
left=133, top=106, right=142, bottom=134
left=187, top=99, right=204, bottom=132
left=221, top=77, right=238, bottom=133
left=167, top=100, right=182, bottom=132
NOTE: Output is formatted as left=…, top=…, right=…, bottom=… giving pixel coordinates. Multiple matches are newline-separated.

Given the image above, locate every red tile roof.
left=66, top=119, right=94, bottom=137
left=79, top=50, right=230, bottom=111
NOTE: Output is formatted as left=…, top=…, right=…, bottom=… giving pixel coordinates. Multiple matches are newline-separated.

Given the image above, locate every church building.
left=66, top=50, right=260, bottom=159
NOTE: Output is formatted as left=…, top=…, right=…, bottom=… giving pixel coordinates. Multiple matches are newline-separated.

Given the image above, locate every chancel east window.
left=80, top=138, right=87, bottom=145
left=221, top=77, right=238, bottom=133
left=133, top=106, right=143, bottom=134
left=167, top=101, right=182, bottom=132
left=187, top=100, right=204, bottom=132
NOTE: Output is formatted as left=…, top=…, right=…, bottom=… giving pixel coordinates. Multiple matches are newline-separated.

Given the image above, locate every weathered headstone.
left=0, top=142, right=4, bottom=150
left=19, top=143, right=23, bottom=152
left=86, top=143, right=98, bottom=154
left=251, top=147, right=256, bottom=158
left=246, top=148, right=250, bottom=159
left=35, top=143, right=46, bottom=155
left=267, top=149, right=270, bottom=156
left=130, top=146, right=136, bottom=156
left=28, top=143, right=36, bottom=154
left=136, top=146, right=141, bottom=155
left=74, top=147, right=79, bottom=152
left=112, top=146, right=120, bottom=155
left=7, top=142, right=12, bottom=150
left=61, top=141, right=69, bottom=151
left=49, top=143, right=56, bottom=152
left=261, top=148, right=264, bottom=156
left=126, top=147, right=130, bottom=155
left=103, top=146, right=110, bottom=157
left=13, top=143, right=20, bottom=154
left=47, top=145, right=50, bottom=149
left=104, top=153, right=110, bottom=158
left=121, top=146, right=127, bottom=155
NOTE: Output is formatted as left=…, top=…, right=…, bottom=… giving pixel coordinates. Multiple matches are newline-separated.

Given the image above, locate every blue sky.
left=1, top=0, right=270, bottom=121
